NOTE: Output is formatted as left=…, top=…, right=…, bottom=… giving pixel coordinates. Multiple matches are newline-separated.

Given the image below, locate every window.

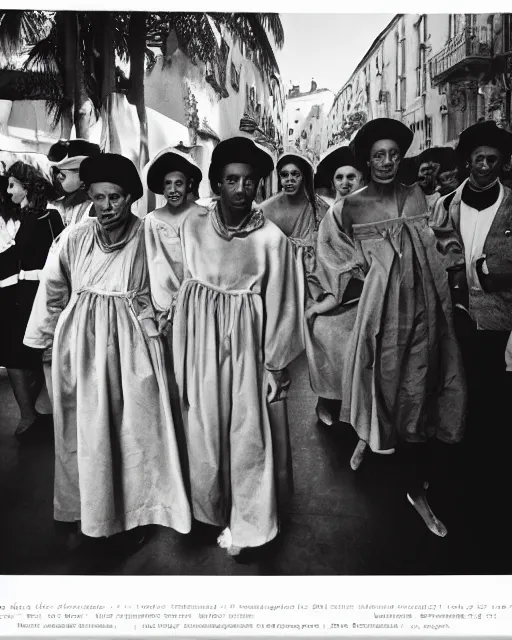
left=416, top=15, right=428, bottom=97
left=395, top=21, right=407, bottom=111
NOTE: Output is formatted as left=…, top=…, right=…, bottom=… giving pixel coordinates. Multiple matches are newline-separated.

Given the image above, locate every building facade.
left=324, top=14, right=512, bottom=157
left=284, top=80, right=334, bottom=163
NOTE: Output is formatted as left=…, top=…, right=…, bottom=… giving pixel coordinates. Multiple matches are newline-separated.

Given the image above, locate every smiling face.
left=333, top=165, right=364, bottom=197
left=7, top=176, right=28, bottom=206
left=88, top=182, right=130, bottom=230
left=163, top=170, right=188, bottom=209
left=57, top=168, right=83, bottom=194
left=368, top=139, right=401, bottom=183
left=468, top=145, right=502, bottom=188
left=219, top=163, right=258, bottom=216
left=279, top=162, right=304, bottom=197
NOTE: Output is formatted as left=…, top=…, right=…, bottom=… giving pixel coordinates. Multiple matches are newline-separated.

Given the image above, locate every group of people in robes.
left=2, top=113, right=512, bottom=561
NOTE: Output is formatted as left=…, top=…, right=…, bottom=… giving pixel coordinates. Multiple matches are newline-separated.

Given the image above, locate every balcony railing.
left=430, top=27, right=491, bottom=82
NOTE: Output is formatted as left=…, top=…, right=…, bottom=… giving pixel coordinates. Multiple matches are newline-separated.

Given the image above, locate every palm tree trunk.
left=128, top=12, right=149, bottom=172
left=57, top=12, right=78, bottom=139
left=93, top=12, right=119, bottom=152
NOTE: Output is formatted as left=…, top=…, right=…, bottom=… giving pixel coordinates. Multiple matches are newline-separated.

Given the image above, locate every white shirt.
left=460, top=182, right=504, bottom=291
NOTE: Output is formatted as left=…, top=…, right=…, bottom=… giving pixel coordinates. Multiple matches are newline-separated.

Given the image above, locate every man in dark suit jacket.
left=432, top=120, right=512, bottom=440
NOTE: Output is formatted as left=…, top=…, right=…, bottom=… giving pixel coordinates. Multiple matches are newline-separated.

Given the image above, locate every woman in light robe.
left=144, top=147, right=207, bottom=337
left=24, top=153, right=191, bottom=549
left=305, top=146, right=365, bottom=426
left=306, top=119, right=466, bottom=537
left=260, top=152, right=329, bottom=350
left=161, top=137, right=303, bottom=557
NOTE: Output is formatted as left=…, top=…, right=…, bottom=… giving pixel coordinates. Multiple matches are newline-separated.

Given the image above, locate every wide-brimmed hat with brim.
left=351, top=118, right=413, bottom=164
left=208, top=136, right=274, bottom=195
left=456, top=120, right=512, bottom=164
left=276, top=152, right=314, bottom=177
left=315, top=145, right=366, bottom=187
left=49, top=139, right=101, bottom=171
left=80, top=153, right=143, bottom=202
left=147, top=147, right=202, bottom=195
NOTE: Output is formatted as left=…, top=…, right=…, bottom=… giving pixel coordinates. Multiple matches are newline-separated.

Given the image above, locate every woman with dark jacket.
left=0, top=161, right=64, bottom=436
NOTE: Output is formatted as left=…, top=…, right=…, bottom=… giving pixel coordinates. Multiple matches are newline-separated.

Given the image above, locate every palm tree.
left=0, top=11, right=284, bottom=169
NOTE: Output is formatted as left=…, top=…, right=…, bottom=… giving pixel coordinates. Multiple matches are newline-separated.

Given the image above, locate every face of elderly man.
left=368, top=139, right=401, bottom=183
left=219, top=162, right=258, bottom=216
left=88, top=182, right=131, bottom=231
left=468, top=145, right=502, bottom=188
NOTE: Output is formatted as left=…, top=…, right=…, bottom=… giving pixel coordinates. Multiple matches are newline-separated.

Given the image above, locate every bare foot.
left=316, top=404, right=334, bottom=426
left=407, top=491, right=447, bottom=537
left=217, top=527, right=242, bottom=557
left=350, top=439, right=367, bottom=470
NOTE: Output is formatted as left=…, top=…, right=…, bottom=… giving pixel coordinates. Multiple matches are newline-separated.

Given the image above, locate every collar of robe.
left=210, top=200, right=264, bottom=239
left=93, top=214, right=140, bottom=253
left=461, top=179, right=501, bottom=211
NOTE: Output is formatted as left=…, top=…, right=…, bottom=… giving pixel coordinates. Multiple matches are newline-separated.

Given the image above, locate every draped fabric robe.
left=307, top=184, right=466, bottom=451
left=24, top=217, right=192, bottom=538
left=151, top=203, right=303, bottom=548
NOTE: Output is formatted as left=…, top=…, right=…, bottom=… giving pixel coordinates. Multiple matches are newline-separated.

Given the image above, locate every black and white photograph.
left=1, top=7, right=511, bottom=585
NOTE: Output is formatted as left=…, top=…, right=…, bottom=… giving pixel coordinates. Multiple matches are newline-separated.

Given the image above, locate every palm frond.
left=255, top=14, right=284, bottom=49
left=0, top=10, right=47, bottom=55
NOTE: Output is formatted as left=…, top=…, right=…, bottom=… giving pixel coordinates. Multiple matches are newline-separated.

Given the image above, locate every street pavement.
left=0, top=355, right=509, bottom=576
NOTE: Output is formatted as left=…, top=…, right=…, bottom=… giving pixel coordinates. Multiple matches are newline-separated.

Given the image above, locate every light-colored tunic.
left=261, top=192, right=329, bottom=351
left=164, top=204, right=303, bottom=548
left=143, top=205, right=205, bottom=329
left=23, top=217, right=192, bottom=538
left=307, top=187, right=466, bottom=452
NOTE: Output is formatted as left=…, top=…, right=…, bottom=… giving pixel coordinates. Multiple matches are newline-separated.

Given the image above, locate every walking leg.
left=7, top=367, right=44, bottom=435
left=402, top=441, right=447, bottom=537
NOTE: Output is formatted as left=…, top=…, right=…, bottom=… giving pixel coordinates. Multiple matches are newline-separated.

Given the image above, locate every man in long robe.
left=164, top=137, right=303, bottom=557
left=306, top=118, right=466, bottom=537
left=24, top=154, right=191, bottom=548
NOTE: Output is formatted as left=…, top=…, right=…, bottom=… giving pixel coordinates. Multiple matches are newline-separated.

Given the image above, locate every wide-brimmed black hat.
left=417, top=146, right=447, bottom=167
left=147, top=147, right=202, bottom=195
left=276, top=152, right=314, bottom=177
left=352, top=118, right=413, bottom=163
left=208, top=136, right=274, bottom=195
left=80, top=153, right=143, bottom=201
left=456, top=120, right=512, bottom=163
left=315, top=145, right=366, bottom=186
left=49, top=139, right=101, bottom=169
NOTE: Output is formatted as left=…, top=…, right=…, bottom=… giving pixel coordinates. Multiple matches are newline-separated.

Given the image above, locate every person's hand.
left=267, top=368, right=291, bottom=403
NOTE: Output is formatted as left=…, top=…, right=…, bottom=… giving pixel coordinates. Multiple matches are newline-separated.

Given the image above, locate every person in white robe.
left=24, top=153, right=192, bottom=549
left=144, top=147, right=207, bottom=337
left=159, top=137, right=304, bottom=557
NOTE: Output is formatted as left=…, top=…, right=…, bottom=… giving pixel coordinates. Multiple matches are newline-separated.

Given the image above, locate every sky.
left=277, top=14, right=395, bottom=97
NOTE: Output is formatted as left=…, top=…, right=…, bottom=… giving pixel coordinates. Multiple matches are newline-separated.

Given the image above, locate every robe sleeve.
left=307, top=202, right=365, bottom=304
left=143, top=215, right=185, bottom=327
left=429, top=196, right=465, bottom=271
left=263, top=230, right=304, bottom=372
left=23, top=228, right=72, bottom=352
